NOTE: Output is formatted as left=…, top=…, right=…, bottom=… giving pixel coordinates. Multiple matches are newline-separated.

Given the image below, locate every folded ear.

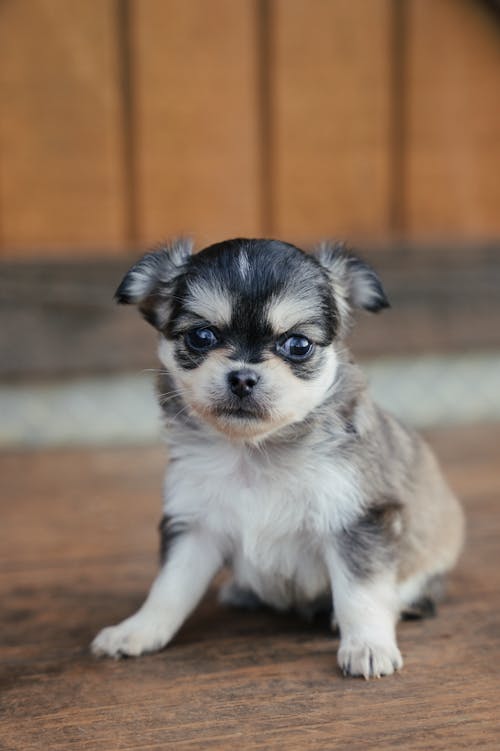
left=115, top=238, right=193, bottom=327
left=313, top=241, right=389, bottom=333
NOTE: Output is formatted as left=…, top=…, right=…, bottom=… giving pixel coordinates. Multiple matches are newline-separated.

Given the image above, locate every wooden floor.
left=1, top=424, right=500, bottom=750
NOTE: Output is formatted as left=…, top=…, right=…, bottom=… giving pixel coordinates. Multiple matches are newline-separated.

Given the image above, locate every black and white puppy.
left=92, top=237, right=464, bottom=678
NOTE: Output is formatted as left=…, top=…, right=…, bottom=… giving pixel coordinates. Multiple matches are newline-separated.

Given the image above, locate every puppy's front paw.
left=91, top=614, right=170, bottom=658
left=338, top=638, right=403, bottom=679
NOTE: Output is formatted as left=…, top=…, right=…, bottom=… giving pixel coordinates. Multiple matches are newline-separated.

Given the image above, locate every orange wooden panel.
left=271, top=0, right=393, bottom=244
left=131, top=0, right=261, bottom=249
left=0, top=0, right=127, bottom=256
left=406, top=0, right=500, bottom=240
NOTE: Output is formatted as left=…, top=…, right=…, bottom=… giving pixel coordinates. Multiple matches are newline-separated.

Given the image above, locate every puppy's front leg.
left=92, top=528, right=223, bottom=658
left=325, top=546, right=403, bottom=679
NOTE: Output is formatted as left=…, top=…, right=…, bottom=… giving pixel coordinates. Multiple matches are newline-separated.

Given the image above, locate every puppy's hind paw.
left=338, top=638, right=403, bottom=679
left=91, top=614, right=170, bottom=658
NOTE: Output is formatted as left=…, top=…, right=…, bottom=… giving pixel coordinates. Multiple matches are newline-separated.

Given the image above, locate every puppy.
left=92, top=237, right=464, bottom=678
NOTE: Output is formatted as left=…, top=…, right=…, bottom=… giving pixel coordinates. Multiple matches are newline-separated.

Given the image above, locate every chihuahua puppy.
left=92, top=238, right=464, bottom=678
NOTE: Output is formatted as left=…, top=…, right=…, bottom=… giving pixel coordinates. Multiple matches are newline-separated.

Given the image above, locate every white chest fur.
left=164, top=432, right=362, bottom=608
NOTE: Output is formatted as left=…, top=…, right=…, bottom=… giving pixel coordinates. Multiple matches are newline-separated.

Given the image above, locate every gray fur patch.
left=336, top=500, right=403, bottom=579
left=159, top=514, right=188, bottom=565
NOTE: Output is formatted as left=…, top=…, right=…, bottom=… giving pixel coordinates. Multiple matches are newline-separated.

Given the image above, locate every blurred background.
left=1, top=0, right=499, bottom=447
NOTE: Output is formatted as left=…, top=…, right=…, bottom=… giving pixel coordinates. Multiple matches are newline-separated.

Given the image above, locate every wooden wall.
left=0, top=0, right=499, bottom=258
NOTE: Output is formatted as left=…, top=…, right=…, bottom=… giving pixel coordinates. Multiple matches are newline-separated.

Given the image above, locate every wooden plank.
left=1, top=427, right=500, bottom=749
left=1, top=244, right=499, bottom=378
left=131, top=0, right=261, bottom=248
left=0, top=257, right=157, bottom=378
left=0, top=0, right=127, bottom=256
left=406, top=0, right=500, bottom=239
left=270, top=0, right=393, bottom=243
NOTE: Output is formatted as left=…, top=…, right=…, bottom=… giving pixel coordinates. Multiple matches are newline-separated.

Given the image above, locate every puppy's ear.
left=115, top=238, right=193, bottom=327
left=313, top=241, right=389, bottom=333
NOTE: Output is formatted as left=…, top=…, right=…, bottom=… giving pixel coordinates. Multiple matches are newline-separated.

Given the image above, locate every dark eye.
left=185, top=327, right=219, bottom=352
left=277, top=335, right=314, bottom=361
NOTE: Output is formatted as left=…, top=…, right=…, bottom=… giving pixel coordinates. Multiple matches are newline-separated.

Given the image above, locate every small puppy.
left=92, top=237, right=464, bottom=678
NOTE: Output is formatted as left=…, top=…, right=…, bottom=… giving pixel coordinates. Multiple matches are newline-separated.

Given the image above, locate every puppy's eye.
left=277, top=335, right=314, bottom=361
left=185, top=327, right=219, bottom=351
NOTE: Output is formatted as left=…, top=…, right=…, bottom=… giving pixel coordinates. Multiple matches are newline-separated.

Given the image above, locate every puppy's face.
left=158, top=241, right=339, bottom=439
left=117, top=238, right=388, bottom=440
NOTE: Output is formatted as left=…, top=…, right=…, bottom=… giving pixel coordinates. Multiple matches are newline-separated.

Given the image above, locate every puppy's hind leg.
left=218, top=578, right=264, bottom=611
left=92, top=529, right=223, bottom=658
left=399, top=572, right=445, bottom=620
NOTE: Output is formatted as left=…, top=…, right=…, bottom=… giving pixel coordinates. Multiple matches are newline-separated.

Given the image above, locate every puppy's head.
left=116, top=238, right=388, bottom=440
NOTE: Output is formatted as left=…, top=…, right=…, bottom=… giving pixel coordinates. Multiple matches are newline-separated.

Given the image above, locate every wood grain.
left=0, top=0, right=127, bottom=256
left=406, top=0, right=500, bottom=240
left=270, top=0, right=393, bottom=243
left=1, top=424, right=500, bottom=749
left=1, top=0, right=500, bottom=256
left=131, top=0, right=261, bottom=248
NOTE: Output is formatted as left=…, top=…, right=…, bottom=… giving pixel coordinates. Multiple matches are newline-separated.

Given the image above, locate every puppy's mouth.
left=211, top=402, right=268, bottom=421
left=190, top=396, right=290, bottom=440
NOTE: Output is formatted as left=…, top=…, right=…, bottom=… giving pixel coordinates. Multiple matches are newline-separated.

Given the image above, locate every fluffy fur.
left=92, top=238, right=464, bottom=679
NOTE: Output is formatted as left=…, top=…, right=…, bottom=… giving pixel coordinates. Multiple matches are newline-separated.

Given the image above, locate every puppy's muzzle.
left=227, top=369, right=260, bottom=399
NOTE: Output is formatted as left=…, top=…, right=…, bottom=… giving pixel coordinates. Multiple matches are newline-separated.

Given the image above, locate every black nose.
left=228, top=369, right=260, bottom=399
